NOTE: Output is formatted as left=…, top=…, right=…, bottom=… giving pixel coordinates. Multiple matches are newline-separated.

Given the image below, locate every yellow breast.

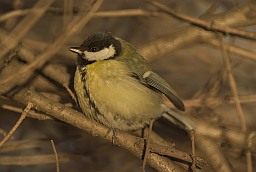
left=74, top=60, right=163, bottom=130
left=86, top=60, right=162, bottom=117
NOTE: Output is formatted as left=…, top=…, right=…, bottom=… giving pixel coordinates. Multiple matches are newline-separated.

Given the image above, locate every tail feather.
left=162, top=106, right=195, bottom=132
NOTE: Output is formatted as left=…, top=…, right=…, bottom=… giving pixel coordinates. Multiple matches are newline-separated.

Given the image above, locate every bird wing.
left=132, top=70, right=186, bottom=111
left=116, top=39, right=185, bottom=111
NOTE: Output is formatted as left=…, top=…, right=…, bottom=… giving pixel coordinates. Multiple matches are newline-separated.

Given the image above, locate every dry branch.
left=51, top=140, right=60, bottom=172
left=0, top=0, right=54, bottom=60
left=219, top=36, right=247, bottom=132
left=196, top=136, right=232, bottom=172
left=0, top=0, right=103, bottom=87
left=139, top=1, right=256, bottom=60
left=0, top=154, right=83, bottom=165
left=0, top=1, right=255, bottom=171
left=13, top=88, right=200, bottom=171
left=145, top=0, right=256, bottom=40
left=0, top=102, right=32, bottom=149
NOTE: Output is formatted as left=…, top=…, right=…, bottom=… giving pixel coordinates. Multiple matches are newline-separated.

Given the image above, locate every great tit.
left=70, top=32, right=193, bottom=131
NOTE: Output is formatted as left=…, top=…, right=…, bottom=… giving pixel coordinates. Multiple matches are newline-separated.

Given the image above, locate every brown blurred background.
left=0, top=0, right=256, bottom=171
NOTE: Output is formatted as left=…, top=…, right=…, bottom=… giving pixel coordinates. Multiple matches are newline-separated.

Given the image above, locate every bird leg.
left=105, top=128, right=117, bottom=144
left=190, top=129, right=196, bottom=172
left=141, top=119, right=154, bottom=171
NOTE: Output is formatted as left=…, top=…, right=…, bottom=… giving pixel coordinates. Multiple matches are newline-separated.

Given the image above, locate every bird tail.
left=162, top=105, right=195, bottom=132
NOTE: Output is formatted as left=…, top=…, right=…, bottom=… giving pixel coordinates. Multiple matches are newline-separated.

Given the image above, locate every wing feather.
left=138, top=71, right=185, bottom=111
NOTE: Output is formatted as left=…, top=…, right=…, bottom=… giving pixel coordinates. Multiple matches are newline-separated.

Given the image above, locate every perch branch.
left=13, top=88, right=202, bottom=171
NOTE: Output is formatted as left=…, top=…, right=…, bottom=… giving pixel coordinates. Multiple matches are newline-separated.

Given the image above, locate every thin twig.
left=0, top=102, right=33, bottom=149
left=51, top=140, right=60, bottom=172
left=0, top=0, right=54, bottom=60
left=165, top=94, right=256, bottom=110
left=0, top=9, right=30, bottom=22
left=246, top=131, right=256, bottom=172
left=219, top=36, right=247, bottom=132
left=150, top=143, right=207, bottom=168
left=0, top=0, right=103, bottom=86
left=196, top=135, right=232, bottom=172
left=94, top=9, right=158, bottom=17
left=206, top=37, right=256, bottom=62
left=1, top=104, right=53, bottom=120
left=0, top=129, right=7, bottom=138
left=63, top=83, right=78, bottom=105
left=144, top=0, right=256, bottom=40
left=0, top=153, right=83, bottom=165
left=0, top=8, right=158, bottom=22
left=63, top=0, right=73, bottom=26
left=0, top=139, right=51, bottom=153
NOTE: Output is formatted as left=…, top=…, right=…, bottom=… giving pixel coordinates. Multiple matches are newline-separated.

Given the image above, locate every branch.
left=0, top=8, right=159, bottom=22
left=196, top=135, right=232, bottom=172
left=51, top=140, right=60, bottom=172
left=144, top=0, right=256, bottom=40
left=219, top=36, right=247, bottom=132
left=0, top=0, right=103, bottom=87
left=0, top=0, right=54, bottom=60
left=139, top=1, right=256, bottom=60
left=0, top=102, right=32, bottom=149
left=13, top=88, right=191, bottom=171
left=0, top=154, right=83, bottom=165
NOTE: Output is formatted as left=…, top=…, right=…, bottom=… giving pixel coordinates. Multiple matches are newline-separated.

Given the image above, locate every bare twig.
left=94, top=9, right=158, bottom=17
left=195, top=120, right=248, bottom=151
left=0, top=95, right=52, bottom=120
left=63, top=83, right=78, bottom=105
left=196, top=136, right=232, bottom=172
left=144, top=0, right=256, bottom=40
left=1, top=104, right=53, bottom=120
left=0, top=0, right=54, bottom=60
left=0, top=102, right=33, bottom=149
left=51, top=140, right=60, bottom=172
left=219, top=36, right=247, bottom=132
left=180, top=95, right=256, bottom=108
left=13, top=88, right=184, bottom=172
left=0, top=139, right=50, bottom=153
left=246, top=131, right=256, bottom=172
left=0, top=0, right=103, bottom=87
left=0, top=8, right=158, bottom=22
left=0, top=129, right=7, bottom=138
left=149, top=143, right=207, bottom=168
left=206, top=37, right=256, bottom=62
left=0, top=9, right=30, bottom=22
left=0, top=153, right=83, bottom=165
left=139, top=2, right=256, bottom=60
left=63, top=0, right=73, bottom=26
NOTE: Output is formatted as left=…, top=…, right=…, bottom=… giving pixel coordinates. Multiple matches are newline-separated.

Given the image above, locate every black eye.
left=91, top=47, right=98, bottom=52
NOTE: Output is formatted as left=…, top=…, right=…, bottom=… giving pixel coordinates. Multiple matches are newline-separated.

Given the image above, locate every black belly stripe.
left=78, top=67, right=101, bottom=117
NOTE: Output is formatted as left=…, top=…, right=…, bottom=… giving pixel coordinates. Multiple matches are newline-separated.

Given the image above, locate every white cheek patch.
left=84, top=45, right=116, bottom=61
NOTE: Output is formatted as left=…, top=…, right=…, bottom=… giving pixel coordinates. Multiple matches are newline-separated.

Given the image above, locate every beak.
left=69, top=47, right=83, bottom=55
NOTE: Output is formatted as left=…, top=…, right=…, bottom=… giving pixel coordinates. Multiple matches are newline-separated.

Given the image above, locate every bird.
left=69, top=32, right=194, bottom=132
